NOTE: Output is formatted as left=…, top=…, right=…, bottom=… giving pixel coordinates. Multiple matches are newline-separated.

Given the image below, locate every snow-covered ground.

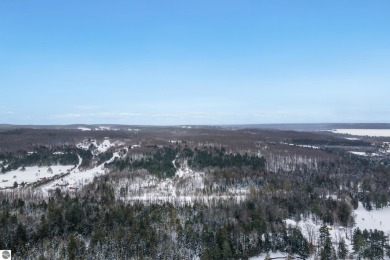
left=0, top=138, right=126, bottom=194
left=117, top=160, right=205, bottom=203
left=330, top=129, right=390, bottom=137
left=116, top=159, right=248, bottom=205
left=284, top=217, right=353, bottom=252
left=95, top=126, right=111, bottom=131
left=349, top=151, right=380, bottom=156
left=249, top=202, right=390, bottom=259
left=354, top=202, right=390, bottom=235
left=76, top=138, right=123, bottom=154
left=130, top=144, right=140, bottom=149
left=345, top=137, right=360, bottom=140
left=0, top=165, right=74, bottom=189
left=349, top=151, right=367, bottom=156
left=382, top=142, right=390, bottom=154
left=40, top=153, right=119, bottom=194
left=280, top=143, right=320, bottom=149
left=0, top=144, right=121, bottom=194
left=78, top=127, right=91, bottom=131
left=250, top=251, right=294, bottom=260
left=292, top=202, right=390, bottom=244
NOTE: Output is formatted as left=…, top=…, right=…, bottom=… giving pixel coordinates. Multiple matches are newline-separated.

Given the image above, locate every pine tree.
left=338, top=238, right=348, bottom=259
left=67, top=234, right=85, bottom=260
left=352, top=228, right=363, bottom=259
left=15, top=223, right=27, bottom=245
left=319, top=224, right=334, bottom=260
left=264, top=233, right=271, bottom=253
left=319, top=224, right=330, bottom=248
left=221, top=240, right=233, bottom=259
left=321, top=236, right=334, bottom=260
left=289, top=227, right=309, bottom=259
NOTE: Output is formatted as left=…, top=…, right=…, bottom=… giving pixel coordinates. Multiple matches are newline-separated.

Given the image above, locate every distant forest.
left=0, top=127, right=390, bottom=259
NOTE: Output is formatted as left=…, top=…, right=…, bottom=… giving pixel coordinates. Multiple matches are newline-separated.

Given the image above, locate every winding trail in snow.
left=40, top=153, right=119, bottom=194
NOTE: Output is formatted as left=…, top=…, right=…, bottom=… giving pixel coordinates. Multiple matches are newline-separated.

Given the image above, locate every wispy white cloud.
left=151, top=112, right=210, bottom=119
left=50, top=112, right=142, bottom=119
left=73, top=105, right=101, bottom=110
left=1, top=111, right=15, bottom=115
left=48, top=111, right=244, bottom=124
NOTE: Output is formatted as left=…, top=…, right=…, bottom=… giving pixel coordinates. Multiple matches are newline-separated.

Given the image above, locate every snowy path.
left=40, top=153, right=119, bottom=194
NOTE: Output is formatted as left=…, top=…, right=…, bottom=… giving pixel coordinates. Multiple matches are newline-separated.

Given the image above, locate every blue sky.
left=0, top=1, right=389, bottom=125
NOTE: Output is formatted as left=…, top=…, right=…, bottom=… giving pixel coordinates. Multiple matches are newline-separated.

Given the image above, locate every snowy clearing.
left=40, top=153, right=119, bottom=194
left=330, top=129, right=390, bottom=137
left=95, top=126, right=111, bottom=130
left=78, top=127, right=91, bottom=131
left=349, top=151, right=380, bottom=156
left=284, top=217, right=353, bottom=252
left=0, top=165, right=74, bottom=189
left=281, top=143, right=320, bottom=149
left=354, top=202, right=390, bottom=236
left=76, top=138, right=122, bottom=154
left=345, top=137, right=360, bottom=140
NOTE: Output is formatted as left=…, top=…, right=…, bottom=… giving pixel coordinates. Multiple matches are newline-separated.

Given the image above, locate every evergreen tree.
left=15, top=223, right=27, bottom=245
left=221, top=240, right=233, bottom=259
left=288, top=227, right=309, bottom=259
left=320, top=236, right=334, bottom=260
left=337, top=238, right=348, bottom=259
left=318, top=224, right=334, bottom=260
left=264, top=233, right=271, bottom=253
left=318, top=224, right=330, bottom=248
left=352, top=228, right=363, bottom=259
left=67, top=234, right=85, bottom=260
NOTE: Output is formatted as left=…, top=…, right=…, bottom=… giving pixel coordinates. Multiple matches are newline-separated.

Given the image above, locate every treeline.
left=291, top=138, right=370, bottom=147
left=109, top=147, right=177, bottom=178
left=352, top=228, right=390, bottom=259
left=188, top=147, right=266, bottom=171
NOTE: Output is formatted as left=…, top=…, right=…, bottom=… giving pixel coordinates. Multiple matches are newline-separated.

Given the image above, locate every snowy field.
left=40, top=139, right=122, bottom=193
left=354, top=202, right=390, bottom=235
left=78, top=126, right=118, bottom=131
left=331, top=129, right=390, bottom=137
left=78, top=127, right=91, bottom=131
left=0, top=165, right=74, bottom=189
left=40, top=153, right=119, bottom=194
left=345, top=137, right=360, bottom=140
left=1, top=139, right=122, bottom=194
